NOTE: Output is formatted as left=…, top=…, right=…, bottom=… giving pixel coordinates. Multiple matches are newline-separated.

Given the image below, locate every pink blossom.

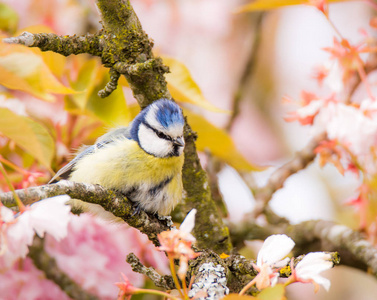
left=45, top=214, right=154, bottom=299
left=0, top=257, right=71, bottom=300
left=0, top=195, right=71, bottom=268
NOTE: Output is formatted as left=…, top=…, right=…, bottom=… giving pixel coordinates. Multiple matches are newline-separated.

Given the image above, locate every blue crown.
left=154, top=99, right=185, bottom=128
left=130, top=99, right=184, bottom=141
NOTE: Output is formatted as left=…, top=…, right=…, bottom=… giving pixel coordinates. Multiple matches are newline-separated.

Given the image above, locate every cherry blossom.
left=0, top=195, right=71, bottom=268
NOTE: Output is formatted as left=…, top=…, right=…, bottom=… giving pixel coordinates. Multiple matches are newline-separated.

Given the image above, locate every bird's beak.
left=173, top=137, right=185, bottom=147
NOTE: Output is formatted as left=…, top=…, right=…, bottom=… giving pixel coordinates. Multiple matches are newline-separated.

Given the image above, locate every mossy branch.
left=126, top=253, right=176, bottom=290
left=1, top=180, right=172, bottom=247
left=3, top=32, right=102, bottom=57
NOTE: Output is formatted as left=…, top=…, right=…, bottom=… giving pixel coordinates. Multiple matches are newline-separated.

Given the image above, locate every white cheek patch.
left=138, top=124, right=173, bottom=157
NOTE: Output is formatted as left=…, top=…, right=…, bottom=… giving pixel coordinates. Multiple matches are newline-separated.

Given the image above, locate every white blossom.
left=257, top=234, right=295, bottom=267
left=254, top=234, right=295, bottom=290
left=295, top=252, right=333, bottom=291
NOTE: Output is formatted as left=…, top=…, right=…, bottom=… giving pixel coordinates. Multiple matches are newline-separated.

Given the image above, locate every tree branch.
left=3, top=32, right=102, bottom=57
left=1, top=180, right=172, bottom=247
left=126, top=253, right=176, bottom=290
left=287, top=220, right=377, bottom=277
left=226, top=12, right=265, bottom=131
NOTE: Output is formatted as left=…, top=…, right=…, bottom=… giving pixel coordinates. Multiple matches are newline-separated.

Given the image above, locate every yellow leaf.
left=223, top=294, right=257, bottom=300
left=86, top=71, right=131, bottom=126
left=258, top=284, right=286, bottom=300
left=237, top=0, right=350, bottom=12
left=0, top=108, right=54, bottom=168
left=0, top=41, right=76, bottom=101
left=162, top=56, right=230, bottom=114
left=67, top=59, right=99, bottom=110
left=184, top=109, right=263, bottom=172
left=66, top=59, right=130, bottom=126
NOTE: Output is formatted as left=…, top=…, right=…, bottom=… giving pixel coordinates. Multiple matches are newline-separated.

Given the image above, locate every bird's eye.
left=156, top=131, right=167, bottom=139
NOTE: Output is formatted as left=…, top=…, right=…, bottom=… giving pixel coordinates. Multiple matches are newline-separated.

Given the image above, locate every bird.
left=49, top=98, right=185, bottom=216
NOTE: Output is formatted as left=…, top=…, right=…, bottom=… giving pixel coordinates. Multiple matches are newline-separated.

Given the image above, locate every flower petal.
left=257, top=234, right=295, bottom=267
left=1, top=206, right=14, bottom=223
left=295, top=252, right=333, bottom=291
left=28, top=195, right=71, bottom=241
left=179, top=209, right=197, bottom=234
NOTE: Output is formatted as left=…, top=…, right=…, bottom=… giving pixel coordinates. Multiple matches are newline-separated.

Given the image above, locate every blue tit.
left=49, top=99, right=185, bottom=216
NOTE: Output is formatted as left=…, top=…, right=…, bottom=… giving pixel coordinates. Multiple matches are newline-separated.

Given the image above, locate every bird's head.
left=130, top=99, right=185, bottom=157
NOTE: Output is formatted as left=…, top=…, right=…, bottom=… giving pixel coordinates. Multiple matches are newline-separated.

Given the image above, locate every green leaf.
left=184, top=109, right=264, bottom=172
left=162, top=56, right=230, bottom=114
left=258, top=284, right=286, bottom=300
left=0, top=3, right=19, bottom=34
left=237, top=0, right=350, bottom=12
left=0, top=108, right=54, bottom=168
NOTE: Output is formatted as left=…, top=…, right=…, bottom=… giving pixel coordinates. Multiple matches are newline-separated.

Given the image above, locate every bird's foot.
left=131, top=203, right=142, bottom=216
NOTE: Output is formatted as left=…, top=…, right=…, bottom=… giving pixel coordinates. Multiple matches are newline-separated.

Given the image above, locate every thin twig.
left=252, top=132, right=327, bottom=216
left=226, top=12, right=265, bottom=131
left=126, top=253, right=176, bottom=290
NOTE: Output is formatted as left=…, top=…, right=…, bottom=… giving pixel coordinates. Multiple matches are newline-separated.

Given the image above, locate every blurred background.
left=1, top=0, right=377, bottom=299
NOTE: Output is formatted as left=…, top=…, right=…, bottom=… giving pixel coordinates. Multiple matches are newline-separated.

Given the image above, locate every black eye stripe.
left=143, top=122, right=172, bottom=141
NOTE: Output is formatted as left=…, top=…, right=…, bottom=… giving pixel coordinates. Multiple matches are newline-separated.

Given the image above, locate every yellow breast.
left=69, top=139, right=184, bottom=215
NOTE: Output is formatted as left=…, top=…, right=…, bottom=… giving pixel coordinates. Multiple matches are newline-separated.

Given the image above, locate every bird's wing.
left=48, top=126, right=132, bottom=184
left=48, top=145, right=95, bottom=183
left=95, top=125, right=131, bottom=145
